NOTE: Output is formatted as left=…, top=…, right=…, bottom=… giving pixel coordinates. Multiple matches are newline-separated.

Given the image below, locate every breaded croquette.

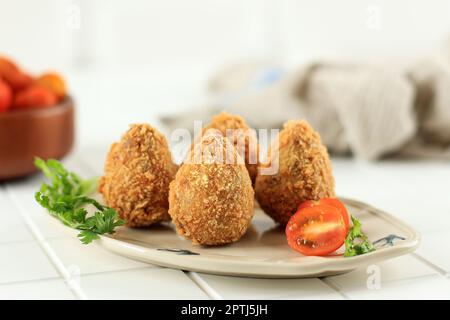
left=202, top=112, right=259, bottom=184
left=169, top=132, right=254, bottom=245
left=99, top=124, right=178, bottom=227
left=255, top=120, right=335, bottom=225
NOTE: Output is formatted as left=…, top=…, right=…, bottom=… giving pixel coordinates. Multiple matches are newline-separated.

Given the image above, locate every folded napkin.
left=162, top=46, right=450, bottom=160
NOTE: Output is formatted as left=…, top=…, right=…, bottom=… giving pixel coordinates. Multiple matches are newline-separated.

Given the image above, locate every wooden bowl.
left=0, top=97, right=74, bottom=180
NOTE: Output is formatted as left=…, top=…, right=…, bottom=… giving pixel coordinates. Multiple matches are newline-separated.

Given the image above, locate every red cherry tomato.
left=3, top=71, right=33, bottom=91
left=0, top=56, right=19, bottom=76
left=13, top=85, right=57, bottom=109
left=0, top=57, right=32, bottom=92
left=298, top=198, right=350, bottom=233
left=0, top=79, right=13, bottom=112
left=286, top=204, right=347, bottom=256
left=35, top=72, right=66, bottom=100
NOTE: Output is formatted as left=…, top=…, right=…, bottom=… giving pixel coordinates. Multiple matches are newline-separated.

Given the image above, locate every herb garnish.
left=344, top=215, right=375, bottom=257
left=34, top=158, right=124, bottom=244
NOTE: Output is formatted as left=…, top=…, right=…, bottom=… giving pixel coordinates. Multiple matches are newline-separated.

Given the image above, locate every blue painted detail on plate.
left=157, top=248, right=199, bottom=256
left=373, top=234, right=406, bottom=247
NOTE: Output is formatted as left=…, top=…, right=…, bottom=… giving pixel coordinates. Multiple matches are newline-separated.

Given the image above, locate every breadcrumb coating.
left=255, top=120, right=335, bottom=225
left=99, top=124, right=178, bottom=227
left=202, top=112, right=259, bottom=185
left=169, top=132, right=254, bottom=245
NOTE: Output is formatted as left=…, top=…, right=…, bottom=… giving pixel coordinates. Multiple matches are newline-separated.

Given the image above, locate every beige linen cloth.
left=162, top=48, right=450, bottom=160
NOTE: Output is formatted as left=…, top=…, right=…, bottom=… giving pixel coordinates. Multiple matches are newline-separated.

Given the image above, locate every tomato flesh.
left=286, top=204, right=347, bottom=256
left=298, top=198, right=350, bottom=233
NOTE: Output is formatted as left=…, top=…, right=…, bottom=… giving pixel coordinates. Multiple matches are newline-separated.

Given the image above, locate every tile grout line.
left=321, top=271, right=449, bottom=300
left=82, top=265, right=160, bottom=278
left=319, top=278, right=350, bottom=300
left=0, top=275, right=61, bottom=287
left=4, top=186, right=88, bottom=300
left=0, top=238, right=37, bottom=246
left=411, top=252, right=449, bottom=278
left=184, top=272, right=223, bottom=300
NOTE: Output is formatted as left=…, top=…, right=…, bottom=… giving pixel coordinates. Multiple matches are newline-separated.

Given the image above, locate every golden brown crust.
left=202, top=112, right=259, bottom=185
left=255, top=120, right=335, bottom=225
left=169, top=133, right=254, bottom=245
left=99, top=124, right=178, bottom=227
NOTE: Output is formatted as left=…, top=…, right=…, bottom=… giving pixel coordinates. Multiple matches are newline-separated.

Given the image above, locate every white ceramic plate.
left=99, top=198, right=420, bottom=278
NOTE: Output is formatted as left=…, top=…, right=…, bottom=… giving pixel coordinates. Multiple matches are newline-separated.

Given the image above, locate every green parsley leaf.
left=34, top=158, right=124, bottom=244
left=78, top=230, right=100, bottom=245
left=344, top=215, right=375, bottom=257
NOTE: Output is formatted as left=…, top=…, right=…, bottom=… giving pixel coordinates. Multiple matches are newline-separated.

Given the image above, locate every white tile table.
left=0, top=147, right=449, bottom=299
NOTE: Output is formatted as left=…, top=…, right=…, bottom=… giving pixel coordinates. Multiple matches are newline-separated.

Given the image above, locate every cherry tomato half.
left=286, top=204, right=347, bottom=256
left=298, top=198, right=350, bottom=233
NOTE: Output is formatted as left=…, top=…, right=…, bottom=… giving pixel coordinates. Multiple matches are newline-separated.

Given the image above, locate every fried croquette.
left=169, top=132, right=254, bottom=245
left=255, top=120, right=335, bottom=225
left=99, top=124, right=178, bottom=227
left=202, top=112, right=259, bottom=184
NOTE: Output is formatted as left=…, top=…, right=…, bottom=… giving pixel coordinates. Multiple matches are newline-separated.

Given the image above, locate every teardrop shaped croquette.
left=99, top=124, right=178, bottom=227
left=255, top=120, right=335, bottom=225
left=203, top=112, right=259, bottom=184
left=169, top=132, right=254, bottom=245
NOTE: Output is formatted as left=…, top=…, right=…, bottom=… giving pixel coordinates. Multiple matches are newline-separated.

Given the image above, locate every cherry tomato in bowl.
left=35, top=72, right=67, bottom=100
left=0, top=56, right=19, bottom=76
left=13, top=85, right=58, bottom=109
left=0, top=80, right=12, bottom=112
left=298, top=198, right=350, bottom=233
left=286, top=203, right=348, bottom=256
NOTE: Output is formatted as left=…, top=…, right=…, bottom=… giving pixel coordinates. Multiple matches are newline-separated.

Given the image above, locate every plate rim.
left=98, top=197, right=421, bottom=278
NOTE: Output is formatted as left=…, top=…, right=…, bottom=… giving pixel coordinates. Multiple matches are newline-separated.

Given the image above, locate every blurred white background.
left=1, top=0, right=450, bottom=146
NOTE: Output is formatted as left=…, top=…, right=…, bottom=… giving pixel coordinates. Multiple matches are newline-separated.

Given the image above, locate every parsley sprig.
left=344, top=215, right=375, bottom=257
left=34, top=158, right=125, bottom=244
